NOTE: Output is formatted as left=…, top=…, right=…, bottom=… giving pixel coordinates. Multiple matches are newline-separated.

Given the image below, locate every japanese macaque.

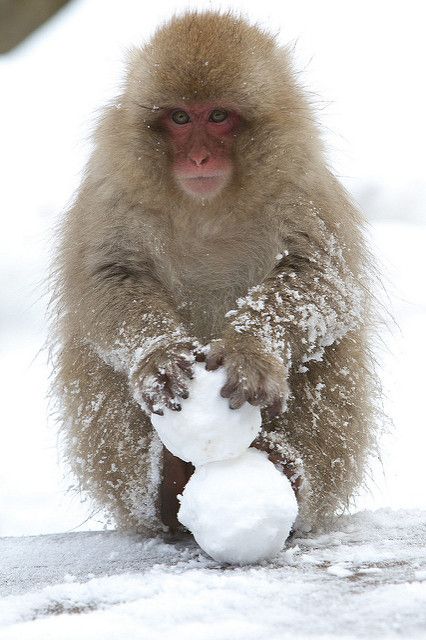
left=51, top=12, right=379, bottom=534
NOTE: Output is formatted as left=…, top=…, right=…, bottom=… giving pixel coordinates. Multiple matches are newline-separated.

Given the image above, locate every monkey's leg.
left=57, top=344, right=164, bottom=534
left=160, top=449, right=194, bottom=533
left=260, top=337, right=375, bottom=530
left=252, top=436, right=304, bottom=499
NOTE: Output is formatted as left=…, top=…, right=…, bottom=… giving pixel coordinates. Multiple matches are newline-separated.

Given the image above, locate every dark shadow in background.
left=0, top=0, right=72, bottom=53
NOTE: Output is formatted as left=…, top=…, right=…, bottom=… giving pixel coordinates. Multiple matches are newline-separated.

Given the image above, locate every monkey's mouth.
left=178, top=174, right=229, bottom=197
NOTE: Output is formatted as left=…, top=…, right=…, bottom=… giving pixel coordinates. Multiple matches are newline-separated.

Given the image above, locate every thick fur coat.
left=51, top=12, right=379, bottom=532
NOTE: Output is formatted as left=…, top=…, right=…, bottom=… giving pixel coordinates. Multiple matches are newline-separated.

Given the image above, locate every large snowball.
left=151, top=363, right=262, bottom=466
left=178, top=448, right=298, bottom=564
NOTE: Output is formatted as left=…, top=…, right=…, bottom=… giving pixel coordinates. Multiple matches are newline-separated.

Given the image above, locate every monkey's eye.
left=209, top=109, right=228, bottom=123
left=171, top=110, right=191, bottom=125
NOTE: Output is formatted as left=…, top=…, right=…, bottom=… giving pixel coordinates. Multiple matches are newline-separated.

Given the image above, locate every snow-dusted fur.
left=50, top=12, right=380, bottom=532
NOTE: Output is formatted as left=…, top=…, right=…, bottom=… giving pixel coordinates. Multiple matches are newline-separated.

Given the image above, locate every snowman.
left=151, top=362, right=298, bottom=564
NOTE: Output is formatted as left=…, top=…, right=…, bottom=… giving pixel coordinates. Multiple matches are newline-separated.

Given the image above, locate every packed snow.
left=1, top=509, right=425, bottom=639
left=152, top=365, right=290, bottom=564
left=151, top=362, right=262, bottom=465
left=178, top=448, right=298, bottom=564
left=1, top=0, right=426, bottom=638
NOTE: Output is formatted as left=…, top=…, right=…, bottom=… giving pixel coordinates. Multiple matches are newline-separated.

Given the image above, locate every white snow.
left=1, top=0, right=426, bottom=637
left=151, top=363, right=262, bottom=465
left=178, top=448, right=298, bottom=564
left=152, top=367, right=283, bottom=564
left=0, top=509, right=425, bottom=639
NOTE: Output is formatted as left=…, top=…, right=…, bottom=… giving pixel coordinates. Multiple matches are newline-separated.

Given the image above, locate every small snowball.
left=151, top=363, right=261, bottom=466
left=178, top=448, right=298, bottom=564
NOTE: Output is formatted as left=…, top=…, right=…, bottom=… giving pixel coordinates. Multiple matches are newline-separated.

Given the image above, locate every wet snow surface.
left=1, top=509, right=425, bottom=639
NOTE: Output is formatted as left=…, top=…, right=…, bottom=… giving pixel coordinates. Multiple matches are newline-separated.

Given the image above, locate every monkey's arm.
left=67, top=242, right=198, bottom=414
left=229, top=235, right=363, bottom=368
left=207, top=218, right=365, bottom=414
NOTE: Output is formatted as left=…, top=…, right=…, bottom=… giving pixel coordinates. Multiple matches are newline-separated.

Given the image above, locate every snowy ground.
left=1, top=0, right=426, bottom=638
left=1, top=510, right=425, bottom=638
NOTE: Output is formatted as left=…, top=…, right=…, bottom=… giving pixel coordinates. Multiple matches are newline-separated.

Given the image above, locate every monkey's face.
left=161, top=104, right=240, bottom=200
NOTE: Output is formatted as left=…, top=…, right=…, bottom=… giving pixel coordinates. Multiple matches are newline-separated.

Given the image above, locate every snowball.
left=178, top=448, right=298, bottom=564
left=151, top=363, right=262, bottom=466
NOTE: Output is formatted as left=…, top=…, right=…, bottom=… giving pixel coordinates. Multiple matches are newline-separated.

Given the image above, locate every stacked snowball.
left=151, top=362, right=298, bottom=564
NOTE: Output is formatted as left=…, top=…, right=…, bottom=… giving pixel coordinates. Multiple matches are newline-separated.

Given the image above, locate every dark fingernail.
left=229, top=396, right=245, bottom=410
left=173, top=404, right=182, bottom=411
left=153, top=409, right=164, bottom=416
left=181, top=392, right=189, bottom=399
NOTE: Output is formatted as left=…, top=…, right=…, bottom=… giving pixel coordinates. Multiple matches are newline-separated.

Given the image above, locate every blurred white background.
left=1, top=0, right=425, bottom=536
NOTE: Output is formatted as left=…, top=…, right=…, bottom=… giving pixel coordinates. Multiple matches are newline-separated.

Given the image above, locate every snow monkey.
left=51, top=12, right=379, bottom=534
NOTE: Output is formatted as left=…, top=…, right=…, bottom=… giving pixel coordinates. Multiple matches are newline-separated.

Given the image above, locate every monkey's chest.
left=166, top=239, right=273, bottom=342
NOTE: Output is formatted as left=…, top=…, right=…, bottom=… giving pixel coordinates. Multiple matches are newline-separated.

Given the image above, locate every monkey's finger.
left=161, top=374, right=183, bottom=411
left=157, top=372, right=174, bottom=396
left=176, top=358, right=194, bottom=379
left=220, top=380, right=237, bottom=398
left=205, top=353, right=224, bottom=371
left=143, top=393, right=164, bottom=416
left=229, top=390, right=246, bottom=410
left=171, top=361, right=188, bottom=380
left=164, top=395, right=182, bottom=411
left=156, top=370, right=175, bottom=399
left=148, top=385, right=179, bottom=413
left=168, top=367, right=190, bottom=400
left=174, top=375, right=190, bottom=400
left=175, top=353, right=194, bottom=368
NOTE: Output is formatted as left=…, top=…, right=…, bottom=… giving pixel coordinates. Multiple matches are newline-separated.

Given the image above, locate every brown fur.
left=50, top=11, right=380, bottom=533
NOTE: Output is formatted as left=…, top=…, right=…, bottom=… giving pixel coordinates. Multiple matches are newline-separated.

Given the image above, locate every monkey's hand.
left=205, top=335, right=289, bottom=418
left=130, top=340, right=202, bottom=416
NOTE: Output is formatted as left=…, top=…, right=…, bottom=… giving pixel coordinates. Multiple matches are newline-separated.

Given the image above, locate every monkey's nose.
left=189, top=148, right=210, bottom=166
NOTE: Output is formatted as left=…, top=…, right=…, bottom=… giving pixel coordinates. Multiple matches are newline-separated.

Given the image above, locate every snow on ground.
left=0, top=510, right=425, bottom=639
left=1, top=0, right=426, bottom=638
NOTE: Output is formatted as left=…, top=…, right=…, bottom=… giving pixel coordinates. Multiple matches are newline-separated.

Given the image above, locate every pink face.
left=161, top=104, right=240, bottom=199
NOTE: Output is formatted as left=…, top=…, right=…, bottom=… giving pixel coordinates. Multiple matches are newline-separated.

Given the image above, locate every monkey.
left=50, top=11, right=380, bottom=535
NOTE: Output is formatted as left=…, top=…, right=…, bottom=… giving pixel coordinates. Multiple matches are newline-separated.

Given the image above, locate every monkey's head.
left=99, top=12, right=320, bottom=207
